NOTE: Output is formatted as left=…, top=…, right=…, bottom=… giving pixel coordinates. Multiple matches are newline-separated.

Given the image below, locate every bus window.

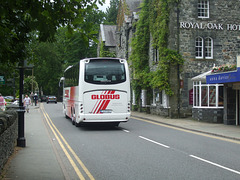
left=85, top=59, right=126, bottom=84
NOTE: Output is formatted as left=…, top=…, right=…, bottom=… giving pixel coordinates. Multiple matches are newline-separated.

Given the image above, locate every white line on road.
left=190, top=155, right=240, bottom=175
left=139, top=136, right=170, bottom=148
left=123, top=129, right=130, bottom=133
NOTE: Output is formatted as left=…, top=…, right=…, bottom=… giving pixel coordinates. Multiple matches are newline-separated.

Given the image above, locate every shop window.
left=198, top=0, right=209, bottom=18
left=193, top=81, right=223, bottom=108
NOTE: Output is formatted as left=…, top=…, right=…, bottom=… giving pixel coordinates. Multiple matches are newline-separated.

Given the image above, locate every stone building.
left=98, top=0, right=240, bottom=124
left=115, top=0, right=142, bottom=59
left=97, top=24, right=117, bottom=57
left=176, top=0, right=240, bottom=121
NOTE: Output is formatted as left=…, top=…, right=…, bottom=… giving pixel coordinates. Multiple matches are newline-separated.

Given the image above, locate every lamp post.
left=17, top=65, right=26, bottom=147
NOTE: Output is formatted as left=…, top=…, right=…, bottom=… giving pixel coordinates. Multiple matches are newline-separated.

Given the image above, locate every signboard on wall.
left=189, top=89, right=193, bottom=105
left=206, top=69, right=240, bottom=84
left=0, top=76, right=5, bottom=85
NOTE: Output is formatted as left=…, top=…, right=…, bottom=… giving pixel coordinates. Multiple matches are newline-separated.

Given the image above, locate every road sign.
left=0, top=76, right=5, bottom=85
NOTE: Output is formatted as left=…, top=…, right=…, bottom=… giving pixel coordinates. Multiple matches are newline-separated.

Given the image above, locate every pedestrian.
left=0, top=93, right=6, bottom=111
left=24, top=95, right=31, bottom=113
left=33, top=93, right=38, bottom=106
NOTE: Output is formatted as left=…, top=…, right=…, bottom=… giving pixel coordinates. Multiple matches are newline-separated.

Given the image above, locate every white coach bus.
left=61, top=58, right=131, bottom=127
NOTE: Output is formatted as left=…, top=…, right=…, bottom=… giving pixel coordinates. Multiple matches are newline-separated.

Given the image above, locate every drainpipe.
left=177, top=1, right=181, bottom=118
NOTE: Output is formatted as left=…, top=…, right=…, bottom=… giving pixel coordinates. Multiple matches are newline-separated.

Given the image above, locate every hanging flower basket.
left=211, top=64, right=237, bottom=73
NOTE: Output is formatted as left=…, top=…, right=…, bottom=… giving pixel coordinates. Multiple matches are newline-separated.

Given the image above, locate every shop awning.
left=191, top=70, right=212, bottom=83
left=206, top=68, right=240, bottom=84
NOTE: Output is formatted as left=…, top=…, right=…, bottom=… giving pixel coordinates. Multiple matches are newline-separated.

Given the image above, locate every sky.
left=97, top=0, right=110, bottom=12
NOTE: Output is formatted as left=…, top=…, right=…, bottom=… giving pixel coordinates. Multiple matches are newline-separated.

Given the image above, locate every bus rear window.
left=85, top=59, right=126, bottom=84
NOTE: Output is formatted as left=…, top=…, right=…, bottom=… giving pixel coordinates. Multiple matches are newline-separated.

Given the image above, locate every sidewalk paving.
left=131, top=111, right=240, bottom=141
left=2, top=106, right=240, bottom=179
left=2, top=105, right=65, bottom=180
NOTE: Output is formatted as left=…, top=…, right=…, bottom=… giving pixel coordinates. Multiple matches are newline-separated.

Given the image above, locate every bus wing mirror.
left=59, top=77, right=65, bottom=87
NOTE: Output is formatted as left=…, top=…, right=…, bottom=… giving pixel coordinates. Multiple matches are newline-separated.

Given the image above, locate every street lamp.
left=17, top=60, right=33, bottom=147
left=17, top=65, right=26, bottom=147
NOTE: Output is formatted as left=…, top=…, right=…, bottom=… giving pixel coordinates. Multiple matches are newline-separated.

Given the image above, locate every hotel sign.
left=206, top=68, right=240, bottom=84
left=180, top=21, right=240, bottom=31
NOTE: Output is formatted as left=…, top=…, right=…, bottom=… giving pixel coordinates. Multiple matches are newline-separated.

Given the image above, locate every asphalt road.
left=42, top=103, right=240, bottom=180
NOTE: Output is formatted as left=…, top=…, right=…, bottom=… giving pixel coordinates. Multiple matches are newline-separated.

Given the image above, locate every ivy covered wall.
left=129, top=0, right=184, bottom=117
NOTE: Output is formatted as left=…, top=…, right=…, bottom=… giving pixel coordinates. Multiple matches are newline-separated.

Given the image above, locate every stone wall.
left=0, top=109, right=18, bottom=175
left=192, top=108, right=224, bottom=123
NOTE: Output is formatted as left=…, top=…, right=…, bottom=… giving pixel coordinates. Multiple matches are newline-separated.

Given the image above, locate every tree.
left=105, top=0, right=119, bottom=24
left=31, top=40, right=63, bottom=95
left=24, top=76, right=38, bottom=95
left=0, top=0, right=102, bottom=66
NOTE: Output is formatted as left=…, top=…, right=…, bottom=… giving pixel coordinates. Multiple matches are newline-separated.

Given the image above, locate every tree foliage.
left=105, top=0, right=119, bottom=24
left=0, top=0, right=102, bottom=66
left=29, top=8, right=106, bottom=95
left=0, top=0, right=106, bottom=96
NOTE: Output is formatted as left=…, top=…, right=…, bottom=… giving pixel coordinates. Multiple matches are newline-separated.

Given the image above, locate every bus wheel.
left=112, top=122, right=120, bottom=127
left=75, top=122, right=80, bottom=127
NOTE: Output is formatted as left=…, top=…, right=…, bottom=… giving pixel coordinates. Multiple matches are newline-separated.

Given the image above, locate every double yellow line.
left=40, top=104, right=95, bottom=180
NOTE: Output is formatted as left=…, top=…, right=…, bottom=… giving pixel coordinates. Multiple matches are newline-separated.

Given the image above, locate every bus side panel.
left=82, top=90, right=130, bottom=122
left=63, top=86, right=78, bottom=118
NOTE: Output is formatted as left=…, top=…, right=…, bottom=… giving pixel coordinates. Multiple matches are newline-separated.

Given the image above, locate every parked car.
left=40, top=95, right=47, bottom=102
left=47, top=96, right=57, bottom=104
left=4, top=96, right=15, bottom=102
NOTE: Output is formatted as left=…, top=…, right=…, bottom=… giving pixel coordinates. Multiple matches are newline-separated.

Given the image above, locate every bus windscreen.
left=85, top=59, right=126, bottom=84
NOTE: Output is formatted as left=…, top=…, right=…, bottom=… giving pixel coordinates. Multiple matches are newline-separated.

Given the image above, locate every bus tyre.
left=75, top=122, right=80, bottom=127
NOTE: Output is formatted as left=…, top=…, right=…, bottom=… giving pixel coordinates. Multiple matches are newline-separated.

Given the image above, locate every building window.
left=193, top=81, right=223, bottom=108
left=195, top=37, right=203, bottom=59
left=198, top=0, right=209, bottom=18
left=152, top=89, right=169, bottom=108
left=153, top=48, right=159, bottom=63
left=195, top=37, right=213, bottom=59
left=205, top=37, right=213, bottom=59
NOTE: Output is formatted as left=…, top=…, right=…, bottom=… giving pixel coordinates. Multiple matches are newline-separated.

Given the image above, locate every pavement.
left=1, top=104, right=240, bottom=179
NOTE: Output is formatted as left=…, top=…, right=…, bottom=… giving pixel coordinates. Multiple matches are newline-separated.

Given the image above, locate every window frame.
left=198, top=0, right=209, bottom=19
left=205, top=37, right=213, bottom=59
left=195, top=37, right=204, bottom=59
left=195, top=37, right=213, bottom=59
left=193, top=81, right=224, bottom=108
left=152, top=89, right=169, bottom=108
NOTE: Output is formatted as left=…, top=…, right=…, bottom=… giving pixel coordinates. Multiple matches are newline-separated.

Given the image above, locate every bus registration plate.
left=100, top=109, right=112, bottom=113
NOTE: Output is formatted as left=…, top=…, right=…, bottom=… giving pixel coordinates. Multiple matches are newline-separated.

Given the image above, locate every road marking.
left=139, top=136, right=170, bottom=148
left=40, top=104, right=95, bottom=180
left=123, top=129, right=130, bottom=133
left=190, top=155, right=240, bottom=175
left=132, top=117, right=240, bottom=145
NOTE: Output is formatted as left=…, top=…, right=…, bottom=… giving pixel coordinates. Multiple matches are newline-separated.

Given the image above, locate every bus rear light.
left=80, top=104, right=83, bottom=113
left=127, top=103, right=130, bottom=112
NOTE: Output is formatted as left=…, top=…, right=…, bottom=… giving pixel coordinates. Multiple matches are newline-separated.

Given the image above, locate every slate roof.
left=125, top=0, right=142, bottom=13
left=100, top=24, right=117, bottom=47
